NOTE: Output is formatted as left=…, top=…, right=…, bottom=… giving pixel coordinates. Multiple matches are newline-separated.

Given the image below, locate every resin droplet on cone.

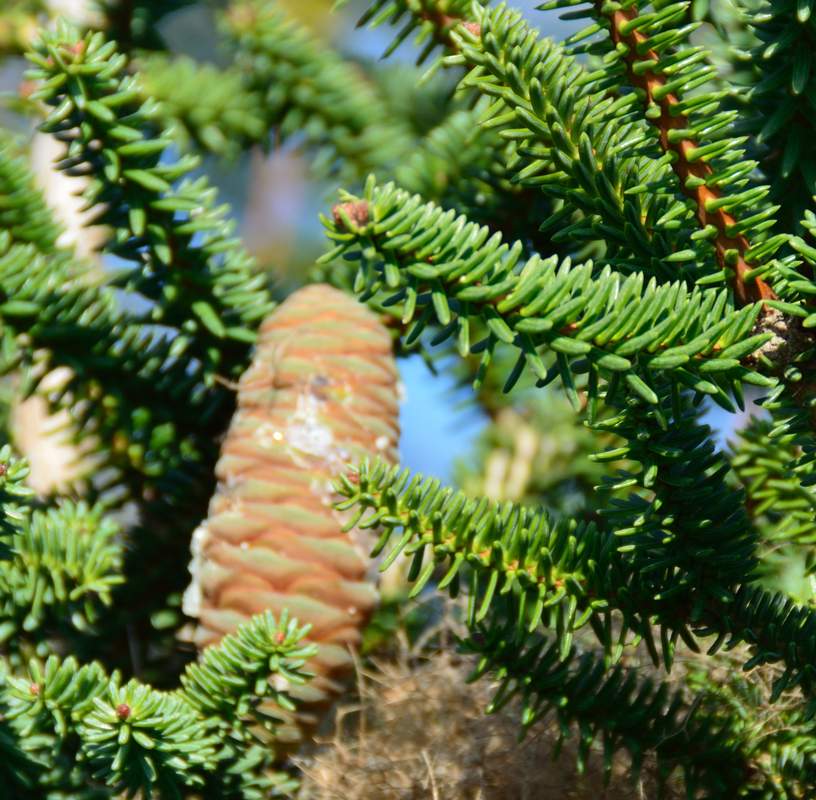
left=183, top=284, right=400, bottom=743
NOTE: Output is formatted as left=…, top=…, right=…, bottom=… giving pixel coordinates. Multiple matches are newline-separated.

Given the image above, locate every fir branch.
left=4, top=655, right=217, bottom=796
left=447, top=3, right=724, bottom=282
left=335, top=431, right=755, bottom=669
left=323, top=180, right=774, bottom=412
left=594, top=391, right=759, bottom=620
left=731, top=416, right=816, bottom=588
left=354, top=0, right=482, bottom=60
left=0, top=445, right=33, bottom=560
left=27, top=25, right=275, bottom=382
left=179, top=609, right=318, bottom=739
left=16, top=29, right=284, bottom=676
left=0, top=139, right=264, bottom=680
left=81, top=681, right=216, bottom=794
left=137, top=53, right=267, bottom=160
left=463, top=619, right=750, bottom=795
left=1, top=656, right=109, bottom=795
left=0, top=155, right=215, bottom=513
left=708, top=583, right=816, bottom=700
left=596, top=389, right=816, bottom=696
left=735, top=0, right=816, bottom=233
left=336, top=458, right=623, bottom=658
left=0, top=500, right=123, bottom=644
left=337, top=454, right=816, bottom=701
left=395, top=99, right=558, bottom=251
left=17, top=22, right=276, bottom=510
left=0, top=133, right=61, bottom=253
left=0, top=610, right=315, bottom=797
left=549, top=0, right=780, bottom=305
left=223, top=0, right=415, bottom=176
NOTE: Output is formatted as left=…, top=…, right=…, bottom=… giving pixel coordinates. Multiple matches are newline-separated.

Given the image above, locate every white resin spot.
left=286, top=392, right=335, bottom=461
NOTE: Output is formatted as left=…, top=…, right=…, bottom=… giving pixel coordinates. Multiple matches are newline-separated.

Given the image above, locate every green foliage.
left=0, top=501, right=123, bottom=644
left=337, top=458, right=616, bottom=650
left=395, top=99, right=558, bottom=250
left=4, top=0, right=816, bottom=795
left=0, top=137, right=215, bottom=519
left=450, top=3, right=713, bottom=280
left=0, top=134, right=61, bottom=251
left=464, top=619, right=750, bottom=795
left=223, top=0, right=414, bottom=176
left=323, top=179, right=773, bottom=412
left=1, top=51, right=268, bottom=520
left=733, top=0, right=816, bottom=232
left=137, top=53, right=267, bottom=159
left=355, top=0, right=479, bottom=60
left=543, top=0, right=787, bottom=281
left=28, top=26, right=274, bottom=377
left=0, top=610, right=316, bottom=798
left=22, top=26, right=272, bottom=479
left=731, top=416, right=816, bottom=594
left=0, top=445, right=33, bottom=560
left=337, top=441, right=748, bottom=669
left=5, top=23, right=283, bottom=688
left=180, top=610, right=316, bottom=732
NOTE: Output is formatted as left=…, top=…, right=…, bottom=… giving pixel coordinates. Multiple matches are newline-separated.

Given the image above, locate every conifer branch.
left=337, top=454, right=816, bottom=700
left=0, top=445, right=34, bottom=560
left=223, top=0, right=415, bottom=175
left=447, top=3, right=720, bottom=282
left=137, top=53, right=267, bottom=160
left=464, top=620, right=751, bottom=794
left=735, top=0, right=816, bottom=233
left=355, top=0, right=481, bottom=60
left=6, top=0, right=816, bottom=792
left=0, top=144, right=217, bottom=509
left=179, top=610, right=317, bottom=737
left=336, top=459, right=623, bottom=657
left=14, top=26, right=277, bottom=518
left=338, top=397, right=762, bottom=661
left=0, top=610, right=316, bottom=797
left=592, top=0, right=777, bottom=306
left=324, top=180, right=774, bottom=411
left=27, top=25, right=275, bottom=380
left=395, top=100, right=557, bottom=251
left=609, top=7, right=776, bottom=305
left=0, top=501, right=124, bottom=644
left=14, top=27, right=285, bottom=675
left=731, top=416, right=816, bottom=586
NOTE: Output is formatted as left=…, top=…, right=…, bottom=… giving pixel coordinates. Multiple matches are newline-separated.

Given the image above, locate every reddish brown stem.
left=417, top=4, right=480, bottom=51
left=606, top=5, right=776, bottom=307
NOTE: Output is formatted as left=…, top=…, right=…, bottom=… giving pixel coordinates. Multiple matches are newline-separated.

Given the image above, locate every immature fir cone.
left=182, top=284, right=400, bottom=743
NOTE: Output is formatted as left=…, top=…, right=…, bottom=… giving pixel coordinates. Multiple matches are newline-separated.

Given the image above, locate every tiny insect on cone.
left=182, top=283, right=400, bottom=743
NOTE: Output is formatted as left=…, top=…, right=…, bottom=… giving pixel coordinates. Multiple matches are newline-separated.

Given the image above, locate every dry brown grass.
left=295, top=643, right=681, bottom=800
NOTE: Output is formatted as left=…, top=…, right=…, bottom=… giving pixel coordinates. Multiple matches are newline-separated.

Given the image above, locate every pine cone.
left=182, top=284, right=400, bottom=742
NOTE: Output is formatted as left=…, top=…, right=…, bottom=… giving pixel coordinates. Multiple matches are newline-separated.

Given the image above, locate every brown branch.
left=605, top=4, right=776, bottom=307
